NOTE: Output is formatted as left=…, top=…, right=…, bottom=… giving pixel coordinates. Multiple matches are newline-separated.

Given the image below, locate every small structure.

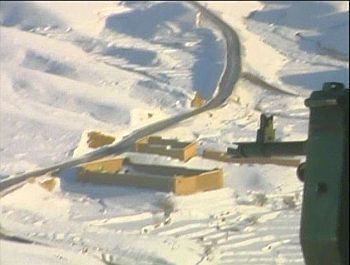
left=77, top=157, right=223, bottom=195
left=135, top=136, right=197, bottom=161
left=27, top=176, right=59, bottom=192
left=191, top=92, right=205, bottom=108
left=86, top=131, right=115, bottom=148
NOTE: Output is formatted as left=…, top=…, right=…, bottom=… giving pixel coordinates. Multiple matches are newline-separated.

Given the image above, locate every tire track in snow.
left=240, top=72, right=299, bottom=96
left=146, top=206, right=303, bottom=265
left=0, top=1, right=241, bottom=192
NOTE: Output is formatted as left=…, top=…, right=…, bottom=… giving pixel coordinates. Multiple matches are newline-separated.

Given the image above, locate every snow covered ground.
left=0, top=240, right=106, bottom=265
left=0, top=1, right=224, bottom=176
left=0, top=1, right=348, bottom=265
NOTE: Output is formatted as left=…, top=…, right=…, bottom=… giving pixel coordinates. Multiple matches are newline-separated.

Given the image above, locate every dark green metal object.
left=257, top=114, right=275, bottom=143
left=228, top=112, right=306, bottom=157
left=229, top=82, right=349, bottom=265
left=228, top=141, right=306, bottom=157
left=301, top=82, right=349, bottom=265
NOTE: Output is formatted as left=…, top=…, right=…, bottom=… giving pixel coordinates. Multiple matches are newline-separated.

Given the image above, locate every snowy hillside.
left=1, top=1, right=349, bottom=265
left=0, top=1, right=224, bottom=176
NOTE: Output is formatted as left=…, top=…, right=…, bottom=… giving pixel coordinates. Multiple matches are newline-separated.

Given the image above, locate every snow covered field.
left=0, top=1, right=225, bottom=176
left=0, top=1, right=348, bottom=265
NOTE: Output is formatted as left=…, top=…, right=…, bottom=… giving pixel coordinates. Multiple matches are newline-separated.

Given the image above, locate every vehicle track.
left=0, top=1, right=241, bottom=192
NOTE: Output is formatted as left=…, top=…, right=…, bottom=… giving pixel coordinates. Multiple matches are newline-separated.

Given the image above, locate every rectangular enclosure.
left=77, top=157, right=223, bottom=195
left=135, top=136, right=198, bottom=161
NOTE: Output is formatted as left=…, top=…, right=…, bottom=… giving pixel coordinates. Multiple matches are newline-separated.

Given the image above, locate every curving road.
left=0, top=2, right=241, bottom=192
